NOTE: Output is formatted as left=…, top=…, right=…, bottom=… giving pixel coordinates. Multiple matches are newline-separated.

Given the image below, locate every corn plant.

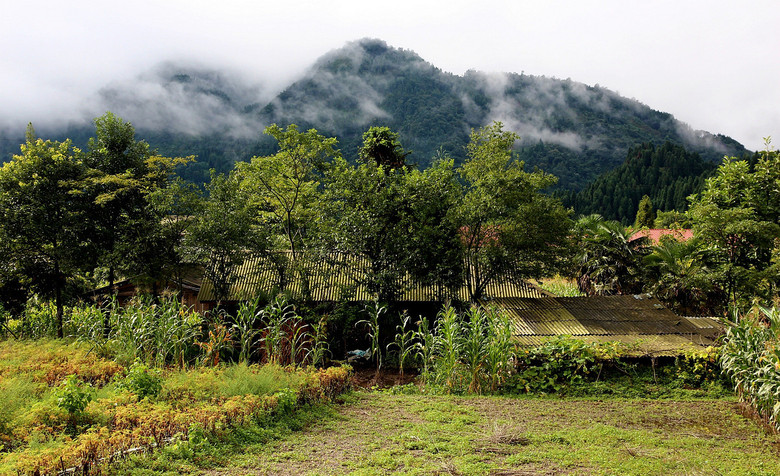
left=357, top=300, right=385, bottom=374
left=720, top=304, right=780, bottom=431
left=233, top=296, right=262, bottom=363
left=288, top=318, right=311, bottom=367
left=305, top=315, right=330, bottom=367
left=387, top=311, right=415, bottom=377
left=462, top=306, right=488, bottom=393
left=69, top=300, right=115, bottom=359
left=198, top=310, right=234, bottom=366
left=413, top=315, right=436, bottom=383
left=432, top=304, right=463, bottom=391
left=260, top=296, right=297, bottom=365
left=484, top=307, right=516, bottom=392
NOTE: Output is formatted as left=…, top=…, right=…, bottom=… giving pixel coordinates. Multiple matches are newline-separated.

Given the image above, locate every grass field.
left=203, top=391, right=780, bottom=476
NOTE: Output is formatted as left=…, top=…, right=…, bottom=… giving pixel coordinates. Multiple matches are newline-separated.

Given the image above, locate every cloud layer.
left=1, top=1, right=777, bottom=150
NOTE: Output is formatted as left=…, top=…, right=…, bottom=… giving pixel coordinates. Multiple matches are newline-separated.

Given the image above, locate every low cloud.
left=465, top=71, right=594, bottom=151
left=94, top=62, right=269, bottom=139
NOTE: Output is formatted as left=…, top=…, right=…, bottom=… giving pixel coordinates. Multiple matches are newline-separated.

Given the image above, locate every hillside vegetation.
left=0, top=39, right=748, bottom=190
left=562, top=141, right=718, bottom=223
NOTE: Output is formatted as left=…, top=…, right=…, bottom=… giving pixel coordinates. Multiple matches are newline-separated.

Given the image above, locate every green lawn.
left=205, top=391, right=780, bottom=476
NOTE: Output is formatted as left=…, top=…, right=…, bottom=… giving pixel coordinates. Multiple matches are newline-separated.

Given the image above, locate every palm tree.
left=575, top=216, right=648, bottom=296
left=643, top=238, right=717, bottom=315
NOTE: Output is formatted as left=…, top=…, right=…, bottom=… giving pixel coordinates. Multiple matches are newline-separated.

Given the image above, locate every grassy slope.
left=208, top=392, right=780, bottom=476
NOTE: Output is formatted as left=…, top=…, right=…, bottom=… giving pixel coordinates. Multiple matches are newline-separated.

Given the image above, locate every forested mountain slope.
left=0, top=39, right=748, bottom=190
left=562, top=142, right=719, bottom=223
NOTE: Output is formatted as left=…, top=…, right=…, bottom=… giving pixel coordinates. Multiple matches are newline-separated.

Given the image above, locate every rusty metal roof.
left=482, top=295, right=724, bottom=357
left=197, top=252, right=550, bottom=302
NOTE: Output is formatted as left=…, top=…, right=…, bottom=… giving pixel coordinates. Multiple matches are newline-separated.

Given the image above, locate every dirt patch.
left=349, top=366, right=419, bottom=389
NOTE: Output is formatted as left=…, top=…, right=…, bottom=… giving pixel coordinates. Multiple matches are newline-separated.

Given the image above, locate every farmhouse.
left=89, top=266, right=208, bottom=312
left=629, top=228, right=693, bottom=244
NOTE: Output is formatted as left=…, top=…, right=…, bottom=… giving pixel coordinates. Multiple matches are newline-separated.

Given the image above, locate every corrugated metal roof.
left=198, top=252, right=550, bottom=302
left=483, top=295, right=724, bottom=357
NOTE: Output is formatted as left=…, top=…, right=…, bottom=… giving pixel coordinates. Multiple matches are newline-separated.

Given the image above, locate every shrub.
left=54, top=374, right=93, bottom=416
left=119, top=360, right=163, bottom=400
left=669, top=346, right=721, bottom=387
left=511, top=337, right=601, bottom=394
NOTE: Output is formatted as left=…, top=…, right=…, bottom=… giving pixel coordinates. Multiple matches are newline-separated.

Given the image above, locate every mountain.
left=0, top=38, right=749, bottom=190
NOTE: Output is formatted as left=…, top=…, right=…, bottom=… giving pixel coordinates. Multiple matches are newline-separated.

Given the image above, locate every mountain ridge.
left=0, top=38, right=749, bottom=190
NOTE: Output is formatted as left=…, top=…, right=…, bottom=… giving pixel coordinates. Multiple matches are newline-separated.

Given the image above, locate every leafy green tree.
left=321, top=155, right=409, bottom=301
left=321, top=129, right=462, bottom=302
left=84, top=112, right=189, bottom=294
left=186, top=171, right=265, bottom=303
left=239, top=124, right=339, bottom=262
left=687, top=146, right=780, bottom=312
left=0, top=125, right=88, bottom=337
left=400, top=159, right=463, bottom=296
left=654, top=209, right=691, bottom=229
left=123, top=177, right=203, bottom=294
left=634, top=194, right=655, bottom=229
left=358, top=126, right=410, bottom=170
left=455, top=122, right=572, bottom=301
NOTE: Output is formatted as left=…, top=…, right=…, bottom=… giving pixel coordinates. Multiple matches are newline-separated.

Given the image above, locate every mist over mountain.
left=0, top=38, right=748, bottom=190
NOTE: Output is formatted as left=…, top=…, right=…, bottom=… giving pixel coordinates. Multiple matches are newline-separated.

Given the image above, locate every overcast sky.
left=1, top=0, right=777, bottom=150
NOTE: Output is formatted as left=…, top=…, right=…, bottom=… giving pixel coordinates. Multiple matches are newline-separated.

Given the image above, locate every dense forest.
left=561, top=142, right=718, bottom=223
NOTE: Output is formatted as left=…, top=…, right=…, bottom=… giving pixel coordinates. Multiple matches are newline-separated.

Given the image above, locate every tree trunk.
left=55, top=262, right=64, bottom=338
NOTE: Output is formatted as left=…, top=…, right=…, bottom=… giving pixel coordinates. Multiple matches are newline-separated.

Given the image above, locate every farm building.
left=89, top=266, right=207, bottom=312
left=483, top=294, right=722, bottom=357
left=197, top=251, right=551, bottom=308
left=629, top=228, right=693, bottom=244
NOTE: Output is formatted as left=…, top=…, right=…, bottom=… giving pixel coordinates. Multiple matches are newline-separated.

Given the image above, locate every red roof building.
left=630, top=229, right=693, bottom=244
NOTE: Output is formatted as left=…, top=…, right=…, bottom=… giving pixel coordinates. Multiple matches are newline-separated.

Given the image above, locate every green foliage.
left=187, top=171, right=263, bottom=303
left=511, top=337, right=601, bottom=393
left=0, top=127, right=88, bottom=337
left=387, top=311, right=415, bottom=377
left=112, top=296, right=203, bottom=368
left=233, top=296, right=262, bottom=363
left=119, top=360, right=162, bottom=400
left=359, top=126, right=409, bottom=169
left=570, top=142, right=715, bottom=223
left=686, top=143, right=780, bottom=312
left=633, top=194, right=655, bottom=228
left=7, top=297, right=59, bottom=339
left=720, top=305, right=780, bottom=432
left=416, top=305, right=516, bottom=394
left=0, top=339, right=352, bottom=475
left=643, top=237, right=717, bottom=315
left=54, top=375, right=93, bottom=416
left=456, top=122, right=573, bottom=301
left=238, top=124, right=339, bottom=264
left=574, top=216, right=647, bottom=296
left=356, top=301, right=385, bottom=373
left=321, top=138, right=462, bottom=301
left=670, top=347, right=721, bottom=388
